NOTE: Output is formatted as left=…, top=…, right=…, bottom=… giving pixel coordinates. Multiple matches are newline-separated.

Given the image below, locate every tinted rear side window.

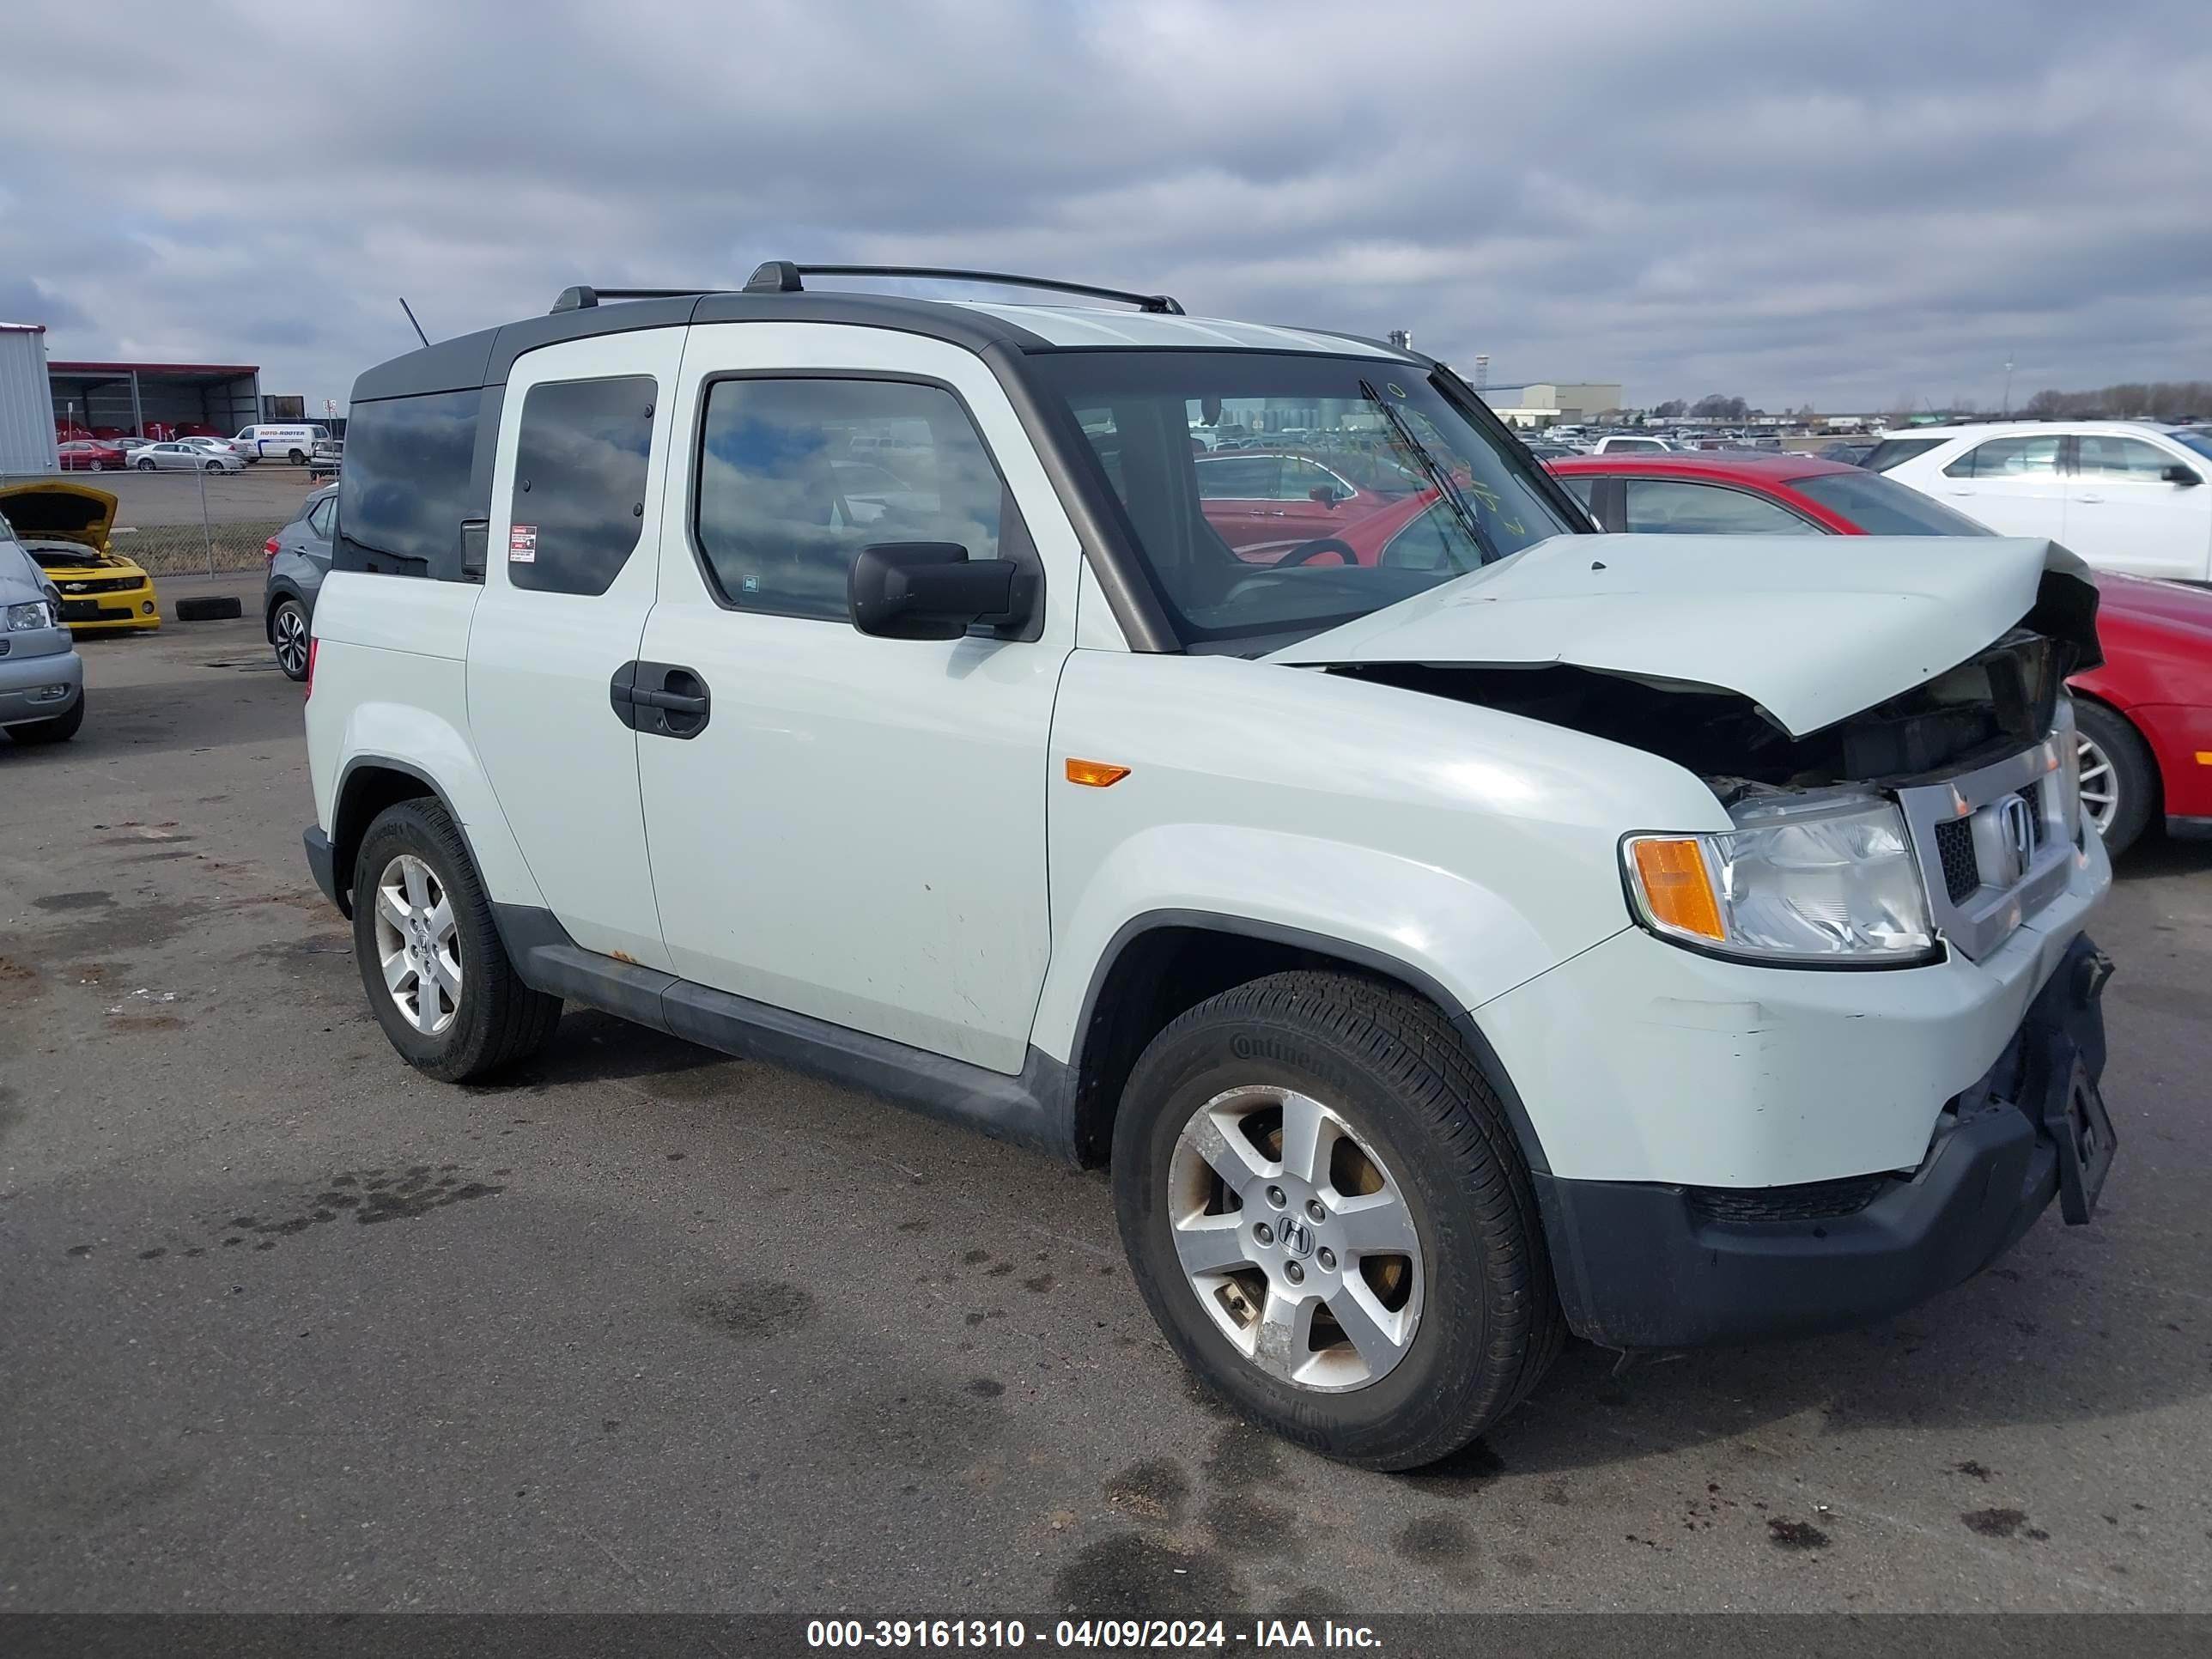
left=507, top=377, right=656, bottom=596
left=336, top=389, right=483, bottom=579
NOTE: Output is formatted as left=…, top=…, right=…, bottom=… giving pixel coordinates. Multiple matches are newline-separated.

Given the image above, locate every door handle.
left=610, top=661, right=710, bottom=738
left=2073, top=494, right=2104, bottom=504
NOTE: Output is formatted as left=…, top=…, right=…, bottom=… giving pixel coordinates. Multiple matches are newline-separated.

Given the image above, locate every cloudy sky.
left=5, top=1, right=2208, bottom=415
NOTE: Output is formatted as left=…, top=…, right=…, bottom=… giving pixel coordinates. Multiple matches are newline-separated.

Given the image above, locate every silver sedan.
left=131, top=441, right=246, bottom=472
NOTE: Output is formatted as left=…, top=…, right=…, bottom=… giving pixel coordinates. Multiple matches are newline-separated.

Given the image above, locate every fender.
left=1066, top=903, right=1559, bottom=1176
left=1034, top=823, right=1619, bottom=1061
left=328, top=713, right=544, bottom=919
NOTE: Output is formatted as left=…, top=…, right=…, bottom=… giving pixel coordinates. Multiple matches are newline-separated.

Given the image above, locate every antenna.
left=398, top=297, right=430, bottom=349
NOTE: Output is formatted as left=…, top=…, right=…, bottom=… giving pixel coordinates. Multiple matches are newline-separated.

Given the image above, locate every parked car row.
left=1546, top=452, right=2212, bottom=855
left=49, top=425, right=337, bottom=471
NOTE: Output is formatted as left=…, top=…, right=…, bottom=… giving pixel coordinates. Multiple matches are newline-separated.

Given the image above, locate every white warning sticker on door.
left=508, top=525, right=538, bottom=562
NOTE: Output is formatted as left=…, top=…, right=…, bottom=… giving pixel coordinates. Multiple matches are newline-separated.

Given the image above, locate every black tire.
left=351, top=799, right=562, bottom=1082
left=9, top=690, right=85, bottom=744
left=136, top=459, right=155, bottom=471
left=286, top=448, right=306, bottom=465
left=2075, top=700, right=2157, bottom=859
left=204, top=459, right=225, bottom=472
left=270, top=597, right=311, bottom=679
left=1112, top=970, right=1562, bottom=1470
left=174, top=595, right=243, bottom=622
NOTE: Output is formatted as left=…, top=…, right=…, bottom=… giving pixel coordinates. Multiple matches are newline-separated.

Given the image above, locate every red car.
left=56, top=439, right=127, bottom=471
left=1550, top=452, right=2212, bottom=856
left=1196, top=447, right=1438, bottom=565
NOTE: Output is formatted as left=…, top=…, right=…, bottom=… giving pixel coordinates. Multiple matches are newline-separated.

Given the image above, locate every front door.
left=2064, top=431, right=2212, bottom=581
left=634, top=323, right=1075, bottom=1073
left=467, top=327, right=685, bottom=969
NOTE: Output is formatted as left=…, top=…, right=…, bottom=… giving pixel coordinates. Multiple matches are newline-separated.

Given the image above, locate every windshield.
left=1031, top=350, right=1576, bottom=648
left=1790, top=469, right=1996, bottom=536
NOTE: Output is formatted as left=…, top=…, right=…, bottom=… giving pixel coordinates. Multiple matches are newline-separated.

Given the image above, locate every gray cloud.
left=3, top=0, right=2206, bottom=412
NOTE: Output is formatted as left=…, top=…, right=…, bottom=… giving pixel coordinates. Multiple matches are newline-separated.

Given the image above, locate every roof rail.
left=743, top=261, right=1184, bottom=315
left=550, top=285, right=733, bottom=314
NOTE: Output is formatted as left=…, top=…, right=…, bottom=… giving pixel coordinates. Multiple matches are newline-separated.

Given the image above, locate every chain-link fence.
left=2, top=463, right=327, bottom=577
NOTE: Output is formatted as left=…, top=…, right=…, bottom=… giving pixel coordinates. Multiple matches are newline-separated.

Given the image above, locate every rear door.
left=2064, top=432, right=2212, bottom=580
left=1929, top=433, right=2068, bottom=539
left=465, top=328, right=685, bottom=969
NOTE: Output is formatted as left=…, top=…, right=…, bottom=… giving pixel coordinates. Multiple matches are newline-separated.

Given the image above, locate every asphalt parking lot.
left=3, top=584, right=2209, bottom=1616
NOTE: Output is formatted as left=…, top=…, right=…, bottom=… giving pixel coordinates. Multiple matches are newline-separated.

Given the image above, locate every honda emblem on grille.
left=1998, top=794, right=2036, bottom=872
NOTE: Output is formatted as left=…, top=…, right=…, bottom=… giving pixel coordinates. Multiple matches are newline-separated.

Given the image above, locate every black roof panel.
left=350, top=291, right=1051, bottom=404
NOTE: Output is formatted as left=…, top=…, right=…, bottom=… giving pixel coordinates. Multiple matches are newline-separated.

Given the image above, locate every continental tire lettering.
left=1229, top=1033, right=1319, bottom=1068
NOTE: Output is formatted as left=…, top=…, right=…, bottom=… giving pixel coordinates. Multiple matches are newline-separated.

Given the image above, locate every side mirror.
left=1308, top=484, right=1344, bottom=507
left=849, top=542, right=1030, bottom=641
left=2161, top=464, right=2201, bottom=486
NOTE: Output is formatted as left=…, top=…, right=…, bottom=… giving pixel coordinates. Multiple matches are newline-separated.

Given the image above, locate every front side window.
left=2074, top=434, right=2179, bottom=479
left=1942, top=434, right=2062, bottom=479
left=694, top=377, right=1009, bottom=622
left=1621, top=478, right=1820, bottom=536
left=1031, top=350, right=1575, bottom=648
left=506, top=376, right=656, bottom=597
left=336, top=388, right=482, bottom=579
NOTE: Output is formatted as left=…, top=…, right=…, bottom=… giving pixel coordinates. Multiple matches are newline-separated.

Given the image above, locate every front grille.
left=1689, top=1174, right=1891, bottom=1226
left=1933, top=817, right=1979, bottom=903
left=58, top=576, right=142, bottom=595
left=2016, top=780, right=2044, bottom=846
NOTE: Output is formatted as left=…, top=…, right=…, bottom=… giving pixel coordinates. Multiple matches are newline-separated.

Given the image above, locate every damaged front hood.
left=1272, top=532, right=2099, bottom=737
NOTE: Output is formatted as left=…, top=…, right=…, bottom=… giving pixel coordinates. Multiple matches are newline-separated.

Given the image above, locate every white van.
left=231, top=424, right=331, bottom=465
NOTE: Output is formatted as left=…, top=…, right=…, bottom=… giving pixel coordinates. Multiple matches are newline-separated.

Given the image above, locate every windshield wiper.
left=1358, top=380, right=1496, bottom=564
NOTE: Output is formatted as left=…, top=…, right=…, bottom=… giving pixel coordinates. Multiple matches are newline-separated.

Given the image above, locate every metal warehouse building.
left=49, top=359, right=262, bottom=441
left=1, top=322, right=58, bottom=473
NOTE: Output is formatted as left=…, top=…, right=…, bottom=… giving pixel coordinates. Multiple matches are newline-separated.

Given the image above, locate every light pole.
left=2002, top=358, right=2014, bottom=416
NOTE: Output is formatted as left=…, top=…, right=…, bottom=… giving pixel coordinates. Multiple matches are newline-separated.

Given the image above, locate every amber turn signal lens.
left=1065, top=758, right=1131, bottom=788
left=1630, top=837, right=1724, bottom=941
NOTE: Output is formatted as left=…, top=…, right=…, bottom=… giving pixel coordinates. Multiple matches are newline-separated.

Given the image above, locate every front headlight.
left=6, top=599, right=56, bottom=631
left=1624, top=791, right=1936, bottom=966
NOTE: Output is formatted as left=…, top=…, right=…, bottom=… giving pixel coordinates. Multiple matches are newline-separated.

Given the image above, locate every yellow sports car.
left=0, top=481, right=161, bottom=635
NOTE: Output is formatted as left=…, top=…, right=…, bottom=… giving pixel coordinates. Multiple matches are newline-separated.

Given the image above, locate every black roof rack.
left=742, top=261, right=1184, bottom=315
left=550, top=284, right=736, bottom=313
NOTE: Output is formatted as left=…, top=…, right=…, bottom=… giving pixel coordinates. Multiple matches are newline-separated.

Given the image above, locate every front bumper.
left=1534, top=933, right=2114, bottom=1350
left=0, top=642, right=83, bottom=726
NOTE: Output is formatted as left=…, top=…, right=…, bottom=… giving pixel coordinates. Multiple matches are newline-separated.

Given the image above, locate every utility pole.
left=2002, top=358, right=2014, bottom=416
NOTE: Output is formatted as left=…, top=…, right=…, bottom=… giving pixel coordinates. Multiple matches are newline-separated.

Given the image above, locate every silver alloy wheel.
left=272, top=604, right=309, bottom=676
left=1166, top=1085, right=1424, bottom=1392
left=373, top=854, right=462, bottom=1036
left=2076, top=731, right=2118, bottom=836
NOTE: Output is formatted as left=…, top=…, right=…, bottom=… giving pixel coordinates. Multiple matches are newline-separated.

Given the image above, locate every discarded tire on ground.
left=173, top=595, right=245, bottom=623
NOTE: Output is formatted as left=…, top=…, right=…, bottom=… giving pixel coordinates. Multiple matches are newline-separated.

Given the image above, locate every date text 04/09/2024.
left=805, top=1619, right=1382, bottom=1650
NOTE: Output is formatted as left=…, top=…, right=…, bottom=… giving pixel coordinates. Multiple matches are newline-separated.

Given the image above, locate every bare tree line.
left=2021, top=381, right=2212, bottom=421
